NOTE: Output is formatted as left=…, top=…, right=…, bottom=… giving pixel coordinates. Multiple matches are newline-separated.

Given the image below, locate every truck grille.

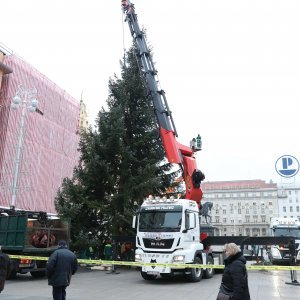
left=143, top=238, right=174, bottom=249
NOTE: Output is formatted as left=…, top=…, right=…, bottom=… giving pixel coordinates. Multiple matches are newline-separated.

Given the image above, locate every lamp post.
left=10, top=85, right=38, bottom=209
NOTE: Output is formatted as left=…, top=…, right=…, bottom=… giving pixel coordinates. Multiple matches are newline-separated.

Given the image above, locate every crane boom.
left=121, top=0, right=204, bottom=206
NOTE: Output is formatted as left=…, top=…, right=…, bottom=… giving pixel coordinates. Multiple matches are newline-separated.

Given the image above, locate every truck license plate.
left=147, top=271, right=159, bottom=276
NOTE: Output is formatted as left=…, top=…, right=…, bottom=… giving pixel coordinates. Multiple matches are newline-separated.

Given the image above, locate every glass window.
left=245, top=216, right=250, bottom=223
left=223, top=218, right=227, bottom=223
left=223, top=210, right=226, bottom=215
left=283, top=206, right=286, bottom=212
left=290, top=206, right=293, bottom=212
left=238, top=208, right=241, bottom=214
left=261, top=216, right=266, bottom=222
left=215, top=217, right=220, bottom=223
left=297, top=206, right=299, bottom=212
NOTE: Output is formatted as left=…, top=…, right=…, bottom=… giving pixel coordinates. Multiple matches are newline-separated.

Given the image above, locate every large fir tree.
left=55, top=46, right=179, bottom=250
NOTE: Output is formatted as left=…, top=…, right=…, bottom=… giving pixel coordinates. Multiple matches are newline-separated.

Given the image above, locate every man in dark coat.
left=217, top=243, right=251, bottom=300
left=0, top=246, right=11, bottom=294
left=47, top=240, right=78, bottom=300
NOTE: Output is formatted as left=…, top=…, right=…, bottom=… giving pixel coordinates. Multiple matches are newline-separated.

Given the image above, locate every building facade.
left=201, top=180, right=279, bottom=237
left=0, top=47, right=80, bottom=213
left=277, top=183, right=300, bottom=219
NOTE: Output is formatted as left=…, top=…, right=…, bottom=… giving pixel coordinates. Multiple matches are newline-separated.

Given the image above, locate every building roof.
left=201, top=180, right=277, bottom=191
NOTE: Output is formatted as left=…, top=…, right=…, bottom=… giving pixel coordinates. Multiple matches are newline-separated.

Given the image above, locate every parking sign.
left=275, top=155, right=299, bottom=178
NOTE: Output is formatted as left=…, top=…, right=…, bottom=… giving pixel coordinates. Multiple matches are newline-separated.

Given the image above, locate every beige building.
left=201, top=180, right=278, bottom=237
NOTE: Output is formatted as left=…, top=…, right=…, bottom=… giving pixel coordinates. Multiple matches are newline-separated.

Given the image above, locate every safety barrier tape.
left=7, top=254, right=300, bottom=271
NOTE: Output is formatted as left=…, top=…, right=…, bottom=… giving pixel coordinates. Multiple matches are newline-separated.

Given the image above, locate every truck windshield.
left=139, top=211, right=182, bottom=232
left=274, top=228, right=300, bottom=238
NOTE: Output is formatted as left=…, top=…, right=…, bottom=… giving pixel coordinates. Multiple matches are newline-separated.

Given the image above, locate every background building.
left=0, top=46, right=80, bottom=213
left=201, top=180, right=279, bottom=236
left=79, top=96, right=89, bottom=130
left=277, top=182, right=300, bottom=219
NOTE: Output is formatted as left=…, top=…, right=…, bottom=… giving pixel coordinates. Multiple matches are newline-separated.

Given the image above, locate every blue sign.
left=275, top=155, right=299, bottom=178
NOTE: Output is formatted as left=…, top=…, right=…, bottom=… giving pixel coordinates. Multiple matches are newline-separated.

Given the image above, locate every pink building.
left=0, top=48, right=80, bottom=213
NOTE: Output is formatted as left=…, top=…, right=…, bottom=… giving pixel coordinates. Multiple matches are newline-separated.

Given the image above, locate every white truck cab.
left=133, top=196, right=214, bottom=281
left=269, top=217, right=300, bottom=264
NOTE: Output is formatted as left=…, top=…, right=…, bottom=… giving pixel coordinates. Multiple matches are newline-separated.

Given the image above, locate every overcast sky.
left=1, top=0, right=300, bottom=184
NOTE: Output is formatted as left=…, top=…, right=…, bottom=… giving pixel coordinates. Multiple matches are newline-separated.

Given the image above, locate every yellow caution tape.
left=7, top=254, right=300, bottom=271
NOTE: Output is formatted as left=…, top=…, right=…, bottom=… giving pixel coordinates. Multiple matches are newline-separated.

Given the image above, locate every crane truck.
left=121, top=1, right=300, bottom=281
left=121, top=0, right=217, bottom=282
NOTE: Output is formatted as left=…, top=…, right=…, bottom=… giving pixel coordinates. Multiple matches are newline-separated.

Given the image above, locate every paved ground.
left=1, top=266, right=299, bottom=300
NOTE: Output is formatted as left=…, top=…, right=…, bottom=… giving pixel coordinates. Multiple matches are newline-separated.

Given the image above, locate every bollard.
left=285, top=239, right=300, bottom=286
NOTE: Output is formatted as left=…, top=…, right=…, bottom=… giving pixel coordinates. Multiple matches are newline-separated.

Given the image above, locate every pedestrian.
left=104, top=240, right=112, bottom=260
left=217, top=243, right=250, bottom=300
left=46, top=240, right=78, bottom=300
left=0, top=246, right=11, bottom=294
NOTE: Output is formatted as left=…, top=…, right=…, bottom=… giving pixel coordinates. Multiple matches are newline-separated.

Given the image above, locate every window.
left=269, top=202, right=272, bottom=206
left=297, top=206, right=299, bottom=212
left=215, top=217, right=220, bottom=223
left=238, top=208, right=241, bottom=214
left=246, top=209, right=250, bottom=215
left=289, top=191, right=291, bottom=195
left=290, top=206, right=293, bottom=212
left=223, top=210, right=226, bottom=215
left=230, top=209, right=234, bottom=214
left=231, top=219, right=234, bottom=224
left=223, top=218, right=227, bottom=223
left=245, top=216, right=250, bottom=223
left=261, top=216, right=266, bottom=222
left=253, top=216, right=258, bottom=223
left=283, top=206, right=286, bottom=212
left=223, top=228, right=227, bottom=232
left=261, top=208, right=265, bottom=214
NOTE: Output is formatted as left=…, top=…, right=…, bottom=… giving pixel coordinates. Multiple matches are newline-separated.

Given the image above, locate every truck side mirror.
left=189, top=213, right=196, bottom=229
left=132, top=216, right=136, bottom=229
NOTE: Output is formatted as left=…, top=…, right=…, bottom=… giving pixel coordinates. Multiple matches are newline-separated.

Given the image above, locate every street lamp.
left=10, top=85, right=38, bottom=209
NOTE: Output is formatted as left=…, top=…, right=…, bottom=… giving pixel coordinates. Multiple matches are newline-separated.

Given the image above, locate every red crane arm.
left=122, top=0, right=205, bottom=207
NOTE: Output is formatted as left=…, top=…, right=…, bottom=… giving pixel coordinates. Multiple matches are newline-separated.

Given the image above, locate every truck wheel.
left=141, top=271, right=157, bottom=280
left=30, top=271, right=46, bottom=278
left=203, top=255, right=214, bottom=279
left=7, top=269, right=17, bottom=280
left=186, top=256, right=203, bottom=282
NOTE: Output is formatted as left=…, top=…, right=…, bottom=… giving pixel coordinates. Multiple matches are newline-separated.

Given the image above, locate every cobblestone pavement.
left=1, top=266, right=299, bottom=300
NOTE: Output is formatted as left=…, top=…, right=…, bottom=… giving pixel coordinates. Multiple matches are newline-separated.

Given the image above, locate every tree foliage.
left=55, top=46, right=180, bottom=250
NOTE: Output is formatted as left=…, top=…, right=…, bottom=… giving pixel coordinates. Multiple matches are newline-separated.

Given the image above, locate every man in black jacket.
left=47, top=240, right=78, bottom=300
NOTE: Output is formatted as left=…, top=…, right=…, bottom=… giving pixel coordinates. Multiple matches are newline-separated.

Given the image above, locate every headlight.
left=173, top=255, right=185, bottom=262
left=135, top=254, right=142, bottom=261
left=271, top=247, right=282, bottom=259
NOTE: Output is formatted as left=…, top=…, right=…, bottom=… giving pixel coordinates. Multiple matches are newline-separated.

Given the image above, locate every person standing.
left=0, top=246, right=11, bottom=294
left=217, top=243, right=251, bottom=300
left=47, top=240, right=78, bottom=300
left=103, top=240, right=112, bottom=261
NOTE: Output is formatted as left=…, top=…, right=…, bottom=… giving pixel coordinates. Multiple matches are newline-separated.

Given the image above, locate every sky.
left=1, top=0, right=300, bottom=184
